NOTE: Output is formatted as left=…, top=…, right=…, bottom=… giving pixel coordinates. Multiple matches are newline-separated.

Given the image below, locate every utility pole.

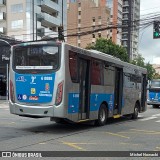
left=62, top=0, right=63, bottom=27
left=36, top=13, right=38, bottom=41
left=127, top=0, right=132, bottom=60
left=32, top=0, right=35, bottom=41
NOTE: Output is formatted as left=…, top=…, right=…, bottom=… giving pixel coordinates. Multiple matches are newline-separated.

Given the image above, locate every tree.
left=145, top=62, right=156, bottom=80
left=131, top=54, right=145, bottom=67
left=86, top=38, right=129, bottom=62
left=153, top=73, right=160, bottom=79
left=131, top=54, right=155, bottom=80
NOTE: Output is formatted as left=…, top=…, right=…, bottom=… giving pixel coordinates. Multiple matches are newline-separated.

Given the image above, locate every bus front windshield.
left=13, top=45, right=59, bottom=72
left=151, top=81, right=160, bottom=88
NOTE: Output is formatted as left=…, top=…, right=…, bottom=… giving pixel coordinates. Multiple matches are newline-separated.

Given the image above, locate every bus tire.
left=132, top=103, right=139, bottom=119
left=53, top=118, right=66, bottom=124
left=95, top=104, right=107, bottom=126
left=153, top=105, right=159, bottom=108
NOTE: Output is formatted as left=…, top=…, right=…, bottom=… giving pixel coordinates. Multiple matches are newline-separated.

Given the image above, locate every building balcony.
left=122, top=36, right=128, bottom=40
left=0, top=12, right=6, bottom=21
left=122, top=17, right=128, bottom=20
left=123, top=2, right=129, bottom=6
left=0, top=27, right=6, bottom=34
left=0, top=0, right=6, bottom=6
left=123, top=9, right=129, bottom=13
left=37, top=0, right=60, bottom=16
left=41, top=13, right=60, bottom=28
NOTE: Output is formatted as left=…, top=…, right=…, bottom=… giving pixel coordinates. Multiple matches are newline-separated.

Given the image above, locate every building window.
left=11, top=20, right=23, bottom=29
left=92, top=26, right=95, bottom=30
left=92, top=17, right=95, bottom=22
left=78, top=28, right=81, bottom=32
left=51, top=0, right=58, bottom=4
left=98, top=33, right=101, bottom=38
left=78, top=2, right=81, bottom=7
left=78, top=43, right=81, bottom=47
left=11, top=4, right=23, bottom=13
left=78, top=35, right=80, bottom=40
left=78, top=19, right=81, bottom=24
left=92, top=34, right=95, bottom=38
left=78, top=11, right=81, bottom=15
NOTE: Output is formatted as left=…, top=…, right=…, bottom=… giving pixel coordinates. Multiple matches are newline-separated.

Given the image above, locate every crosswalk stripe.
left=155, top=120, right=160, bottom=123
left=152, top=114, right=160, bottom=117
left=139, top=117, right=157, bottom=121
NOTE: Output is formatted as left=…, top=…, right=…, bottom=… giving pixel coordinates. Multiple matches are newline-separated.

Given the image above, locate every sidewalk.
left=0, top=99, right=9, bottom=108
left=0, top=100, right=8, bottom=103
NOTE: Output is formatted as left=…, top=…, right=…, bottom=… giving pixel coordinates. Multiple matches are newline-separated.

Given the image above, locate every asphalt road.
left=0, top=101, right=160, bottom=159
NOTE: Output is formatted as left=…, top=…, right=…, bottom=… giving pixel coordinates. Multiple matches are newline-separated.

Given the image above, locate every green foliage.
left=153, top=73, right=160, bottom=79
left=131, top=54, right=156, bottom=80
left=131, top=54, right=145, bottom=67
left=86, top=38, right=129, bottom=62
left=145, top=62, right=156, bottom=80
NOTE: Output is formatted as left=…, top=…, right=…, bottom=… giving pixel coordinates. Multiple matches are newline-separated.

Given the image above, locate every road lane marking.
left=120, top=142, right=140, bottom=146
left=61, top=141, right=86, bottom=151
left=39, top=143, right=46, bottom=145
left=0, top=122, right=15, bottom=125
left=130, top=129, right=160, bottom=134
left=152, top=114, right=160, bottom=117
left=139, top=117, right=157, bottom=121
left=155, top=120, right=160, bottom=123
left=106, top=132, right=130, bottom=139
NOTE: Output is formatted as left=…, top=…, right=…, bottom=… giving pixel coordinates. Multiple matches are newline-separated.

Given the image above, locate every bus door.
left=79, top=58, right=90, bottom=120
left=141, top=74, right=147, bottom=111
left=114, top=68, right=123, bottom=115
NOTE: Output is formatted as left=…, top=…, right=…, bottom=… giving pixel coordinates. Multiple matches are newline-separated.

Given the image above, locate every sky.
left=139, top=0, right=160, bottom=64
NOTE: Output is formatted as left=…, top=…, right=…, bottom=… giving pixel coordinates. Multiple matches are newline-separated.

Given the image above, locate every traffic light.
left=58, top=26, right=64, bottom=41
left=153, top=21, right=160, bottom=39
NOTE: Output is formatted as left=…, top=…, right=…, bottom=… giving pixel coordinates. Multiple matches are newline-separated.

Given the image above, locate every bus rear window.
left=13, top=45, right=59, bottom=72
left=151, top=81, right=160, bottom=87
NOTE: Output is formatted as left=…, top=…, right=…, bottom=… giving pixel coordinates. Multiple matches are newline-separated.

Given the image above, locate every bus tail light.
left=10, top=80, right=15, bottom=103
left=55, top=81, right=63, bottom=105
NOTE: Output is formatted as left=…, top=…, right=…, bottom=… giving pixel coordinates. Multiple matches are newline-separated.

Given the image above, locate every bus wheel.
left=153, top=105, right=159, bottom=108
left=53, top=118, right=66, bottom=124
left=95, top=104, right=107, bottom=126
left=132, top=103, right=139, bottom=119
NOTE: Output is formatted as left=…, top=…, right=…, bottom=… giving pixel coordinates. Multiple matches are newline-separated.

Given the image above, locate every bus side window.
left=124, top=74, right=131, bottom=88
left=104, top=66, right=114, bottom=86
left=69, top=51, right=78, bottom=83
left=91, top=60, right=103, bottom=85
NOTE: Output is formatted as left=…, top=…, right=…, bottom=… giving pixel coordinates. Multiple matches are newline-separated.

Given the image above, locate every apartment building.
left=106, top=0, right=123, bottom=46
left=0, top=0, right=6, bottom=34
left=122, top=0, right=140, bottom=60
left=67, top=0, right=110, bottom=48
left=0, top=0, right=67, bottom=41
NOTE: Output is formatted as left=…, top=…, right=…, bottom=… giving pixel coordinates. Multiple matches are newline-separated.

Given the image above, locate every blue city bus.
left=9, top=41, right=147, bottom=126
left=147, top=79, right=160, bottom=108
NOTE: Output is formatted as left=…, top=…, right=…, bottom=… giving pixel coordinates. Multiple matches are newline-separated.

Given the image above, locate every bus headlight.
left=55, top=81, right=63, bottom=105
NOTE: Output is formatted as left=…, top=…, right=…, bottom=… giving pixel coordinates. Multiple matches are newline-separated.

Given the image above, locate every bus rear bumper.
left=9, top=101, right=54, bottom=118
left=147, top=100, right=160, bottom=105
